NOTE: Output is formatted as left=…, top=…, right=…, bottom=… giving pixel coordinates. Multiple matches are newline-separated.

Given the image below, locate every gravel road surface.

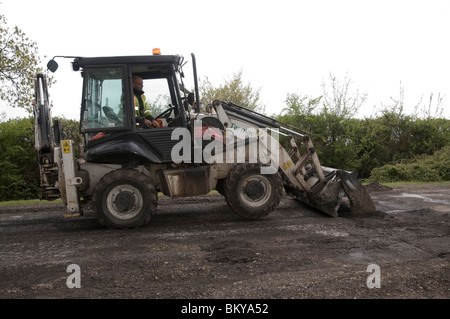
left=0, top=183, right=448, bottom=302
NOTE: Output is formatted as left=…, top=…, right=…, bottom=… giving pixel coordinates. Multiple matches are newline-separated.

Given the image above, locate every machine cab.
left=74, top=54, right=192, bottom=164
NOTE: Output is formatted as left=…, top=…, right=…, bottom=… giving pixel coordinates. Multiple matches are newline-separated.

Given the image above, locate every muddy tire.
left=92, top=169, right=158, bottom=229
left=224, top=163, right=283, bottom=219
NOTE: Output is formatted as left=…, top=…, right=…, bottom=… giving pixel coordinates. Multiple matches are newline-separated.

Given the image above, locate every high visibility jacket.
left=134, top=91, right=154, bottom=123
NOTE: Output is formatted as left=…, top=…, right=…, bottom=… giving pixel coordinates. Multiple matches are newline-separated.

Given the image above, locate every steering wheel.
left=155, top=106, right=175, bottom=120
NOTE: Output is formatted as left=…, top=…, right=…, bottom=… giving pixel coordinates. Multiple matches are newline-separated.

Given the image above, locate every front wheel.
left=92, top=169, right=158, bottom=229
left=224, top=163, right=283, bottom=219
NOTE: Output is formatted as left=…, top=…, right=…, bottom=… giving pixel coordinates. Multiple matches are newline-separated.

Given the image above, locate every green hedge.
left=277, top=107, right=450, bottom=180
left=0, top=116, right=81, bottom=201
left=0, top=111, right=449, bottom=201
left=369, top=145, right=450, bottom=182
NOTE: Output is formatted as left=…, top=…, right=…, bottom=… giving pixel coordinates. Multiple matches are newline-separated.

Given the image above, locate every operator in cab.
left=132, top=75, right=164, bottom=128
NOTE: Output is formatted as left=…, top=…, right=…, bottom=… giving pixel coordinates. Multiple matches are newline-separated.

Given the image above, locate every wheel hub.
left=106, top=185, right=143, bottom=220
left=114, top=191, right=136, bottom=212
left=244, top=180, right=265, bottom=200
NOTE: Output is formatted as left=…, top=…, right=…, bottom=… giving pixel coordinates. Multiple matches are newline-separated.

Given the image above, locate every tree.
left=199, top=69, right=265, bottom=113
left=281, top=92, right=322, bottom=118
left=321, top=72, right=367, bottom=119
left=0, top=14, right=50, bottom=112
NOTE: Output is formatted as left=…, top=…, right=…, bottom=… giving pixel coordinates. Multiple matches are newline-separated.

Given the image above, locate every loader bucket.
left=301, top=170, right=377, bottom=217
left=337, top=170, right=377, bottom=216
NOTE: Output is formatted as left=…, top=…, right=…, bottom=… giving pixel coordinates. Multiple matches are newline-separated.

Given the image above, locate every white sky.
left=1, top=0, right=449, bottom=120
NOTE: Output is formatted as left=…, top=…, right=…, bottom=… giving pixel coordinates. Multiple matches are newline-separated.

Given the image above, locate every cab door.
left=134, top=74, right=189, bottom=162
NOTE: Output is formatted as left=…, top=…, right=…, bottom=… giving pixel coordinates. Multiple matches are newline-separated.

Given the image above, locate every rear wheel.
left=224, top=163, right=283, bottom=219
left=92, top=169, right=158, bottom=229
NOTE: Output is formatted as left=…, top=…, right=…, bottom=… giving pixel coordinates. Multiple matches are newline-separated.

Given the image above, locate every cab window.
left=141, top=78, right=172, bottom=121
left=81, top=66, right=127, bottom=132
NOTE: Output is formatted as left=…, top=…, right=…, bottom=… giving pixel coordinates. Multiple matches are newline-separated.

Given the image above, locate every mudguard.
left=83, top=138, right=162, bottom=163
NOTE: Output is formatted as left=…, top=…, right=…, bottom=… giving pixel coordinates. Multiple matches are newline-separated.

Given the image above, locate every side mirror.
left=47, top=59, right=59, bottom=73
left=71, top=60, right=80, bottom=71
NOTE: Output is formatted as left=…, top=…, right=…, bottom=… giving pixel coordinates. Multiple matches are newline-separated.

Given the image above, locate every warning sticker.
left=63, top=141, right=71, bottom=154
left=282, top=160, right=293, bottom=170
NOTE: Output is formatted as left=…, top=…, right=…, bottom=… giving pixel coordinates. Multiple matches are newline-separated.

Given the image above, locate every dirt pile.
left=365, top=181, right=393, bottom=193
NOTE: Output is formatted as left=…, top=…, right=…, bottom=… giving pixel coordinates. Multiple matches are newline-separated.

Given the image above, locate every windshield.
left=81, top=66, right=127, bottom=132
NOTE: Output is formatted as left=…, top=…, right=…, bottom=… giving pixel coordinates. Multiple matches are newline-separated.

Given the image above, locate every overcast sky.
left=1, top=0, right=449, bottom=120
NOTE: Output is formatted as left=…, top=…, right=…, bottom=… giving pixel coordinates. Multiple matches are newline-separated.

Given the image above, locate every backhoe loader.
left=34, top=50, right=376, bottom=229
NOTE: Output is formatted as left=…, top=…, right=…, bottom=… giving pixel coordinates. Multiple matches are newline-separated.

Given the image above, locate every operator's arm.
left=142, top=97, right=160, bottom=127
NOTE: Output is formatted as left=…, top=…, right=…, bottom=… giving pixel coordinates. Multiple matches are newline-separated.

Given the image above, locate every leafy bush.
left=0, top=117, right=39, bottom=200
left=369, top=145, right=450, bottom=182
left=0, top=116, right=81, bottom=201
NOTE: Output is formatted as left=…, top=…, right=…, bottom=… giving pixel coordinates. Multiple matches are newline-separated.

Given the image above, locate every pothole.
left=202, top=239, right=258, bottom=264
